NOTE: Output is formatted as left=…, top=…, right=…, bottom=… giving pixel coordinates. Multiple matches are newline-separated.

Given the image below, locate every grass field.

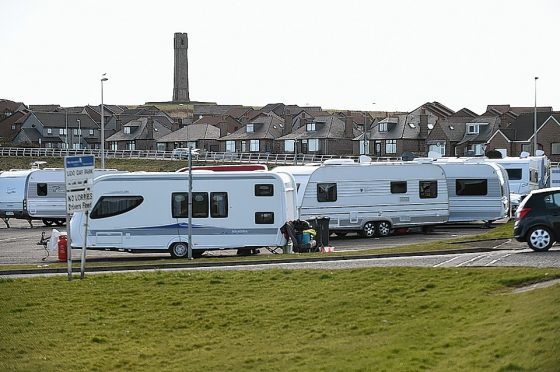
left=1, top=267, right=560, bottom=371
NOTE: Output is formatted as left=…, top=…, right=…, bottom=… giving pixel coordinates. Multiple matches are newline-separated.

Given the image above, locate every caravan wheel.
left=42, top=219, right=54, bottom=226
left=359, top=222, right=376, bottom=238
left=170, top=242, right=189, bottom=258
left=376, top=221, right=391, bottom=237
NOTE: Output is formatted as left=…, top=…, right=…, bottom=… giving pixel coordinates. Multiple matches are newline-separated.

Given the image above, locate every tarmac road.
left=0, top=217, right=525, bottom=266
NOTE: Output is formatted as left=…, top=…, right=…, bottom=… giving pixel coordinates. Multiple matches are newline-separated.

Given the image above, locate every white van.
left=70, top=170, right=297, bottom=257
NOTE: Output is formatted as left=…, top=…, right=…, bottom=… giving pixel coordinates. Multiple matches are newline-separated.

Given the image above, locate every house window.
left=255, top=212, right=274, bottom=224
left=127, top=141, right=135, bottom=150
left=386, top=140, right=396, bottom=154
left=374, top=141, right=382, bottom=154
left=255, top=184, right=274, bottom=196
left=73, top=128, right=81, bottom=135
left=59, top=128, right=66, bottom=135
left=317, top=183, right=337, bottom=202
left=225, top=141, right=236, bottom=152
left=521, top=143, right=531, bottom=153
left=419, top=181, right=438, bottom=199
left=306, top=122, right=316, bottom=131
left=390, top=181, right=407, bottom=194
left=284, top=140, right=295, bottom=152
left=47, top=128, right=52, bottom=134
left=467, top=124, right=479, bottom=134
left=552, top=143, right=560, bottom=155
left=110, top=142, right=118, bottom=150
left=467, top=144, right=484, bottom=156
left=246, top=123, right=254, bottom=133
left=428, top=143, right=446, bottom=156
left=456, top=179, right=488, bottom=196
left=308, top=139, right=319, bottom=152
left=89, top=129, right=94, bottom=136
left=250, top=139, right=259, bottom=152
left=378, top=122, right=388, bottom=132
left=124, top=127, right=131, bottom=134
left=210, top=192, right=228, bottom=218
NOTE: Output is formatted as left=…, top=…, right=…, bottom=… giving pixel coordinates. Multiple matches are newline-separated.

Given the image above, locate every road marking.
left=455, top=254, right=488, bottom=267
left=484, top=253, right=512, bottom=266
left=433, top=255, right=461, bottom=267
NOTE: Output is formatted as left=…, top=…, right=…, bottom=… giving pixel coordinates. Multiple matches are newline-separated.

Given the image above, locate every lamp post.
left=77, top=119, right=81, bottom=149
left=533, top=76, right=538, bottom=155
left=101, top=74, right=108, bottom=168
left=187, top=145, right=193, bottom=260
left=64, top=108, right=68, bottom=150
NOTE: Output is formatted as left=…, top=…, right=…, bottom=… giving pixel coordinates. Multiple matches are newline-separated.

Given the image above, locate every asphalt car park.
left=0, top=218, right=522, bottom=266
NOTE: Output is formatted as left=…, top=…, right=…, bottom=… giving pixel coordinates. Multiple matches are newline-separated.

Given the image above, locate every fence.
left=0, top=147, right=402, bottom=166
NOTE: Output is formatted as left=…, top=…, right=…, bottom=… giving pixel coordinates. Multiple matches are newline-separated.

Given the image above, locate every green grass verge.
left=1, top=267, right=559, bottom=371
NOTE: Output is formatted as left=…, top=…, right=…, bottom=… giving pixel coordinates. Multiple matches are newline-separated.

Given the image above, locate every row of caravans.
left=273, top=158, right=510, bottom=238
left=0, top=168, right=122, bottom=227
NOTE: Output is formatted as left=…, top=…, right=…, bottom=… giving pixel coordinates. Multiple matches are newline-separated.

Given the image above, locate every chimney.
left=147, top=117, right=154, bottom=139
left=218, top=122, right=227, bottom=138
left=283, top=113, right=293, bottom=136
left=344, top=112, right=353, bottom=138
left=419, top=111, right=429, bottom=138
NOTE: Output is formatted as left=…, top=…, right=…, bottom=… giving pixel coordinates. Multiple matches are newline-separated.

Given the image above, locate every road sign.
left=64, top=155, right=95, bottom=214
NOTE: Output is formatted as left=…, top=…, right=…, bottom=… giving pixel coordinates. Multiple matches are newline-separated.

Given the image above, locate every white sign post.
left=64, top=155, right=95, bottom=280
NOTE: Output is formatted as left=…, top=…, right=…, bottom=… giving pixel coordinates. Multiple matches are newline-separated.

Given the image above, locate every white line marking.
left=433, top=256, right=461, bottom=267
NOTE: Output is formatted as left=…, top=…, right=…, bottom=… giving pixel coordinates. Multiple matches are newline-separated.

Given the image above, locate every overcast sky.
left=2, top=0, right=558, bottom=114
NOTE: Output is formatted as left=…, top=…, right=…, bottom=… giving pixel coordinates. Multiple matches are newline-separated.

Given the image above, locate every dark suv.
left=514, top=187, right=560, bottom=251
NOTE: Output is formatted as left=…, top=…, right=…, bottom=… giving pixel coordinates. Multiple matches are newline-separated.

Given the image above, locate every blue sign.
left=65, top=155, right=95, bottom=168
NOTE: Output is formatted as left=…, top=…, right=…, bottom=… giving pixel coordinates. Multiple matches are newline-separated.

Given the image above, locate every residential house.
left=13, top=112, right=98, bottom=149
left=277, top=114, right=357, bottom=155
left=366, top=102, right=454, bottom=157
left=455, top=114, right=501, bottom=156
left=104, top=106, right=176, bottom=142
left=157, top=123, right=221, bottom=152
left=192, top=104, right=243, bottom=122
left=486, top=112, right=560, bottom=161
left=425, top=108, right=478, bottom=156
left=106, top=117, right=173, bottom=151
left=0, top=99, right=29, bottom=144
left=220, top=114, right=285, bottom=153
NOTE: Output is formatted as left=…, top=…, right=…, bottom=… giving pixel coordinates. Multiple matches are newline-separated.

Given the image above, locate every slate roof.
left=220, top=115, right=285, bottom=141
left=28, top=105, right=60, bottom=112
left=500, top=112, right=559, bottom=141
left=0, top=99, right=26, bottom=113
left=277, top=115, right=358, bottom=140
left=157, top=124, right=221, bottom=143
left=457, top=115, right=500, bottom=144
left=33, top=112, right=98, bottom=129
left=193, top=104, right=243, bottom=116
left=106, top=118, right=172, bottom=142
left=428, top=116, right=475, bottom=142
left=368, top=115, right=422, bottom=140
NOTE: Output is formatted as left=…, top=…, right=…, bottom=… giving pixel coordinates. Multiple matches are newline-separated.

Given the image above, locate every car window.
left=543, top=192, right=560, bottom=209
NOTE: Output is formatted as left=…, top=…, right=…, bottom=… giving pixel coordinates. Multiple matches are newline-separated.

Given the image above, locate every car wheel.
left=359, top=222, right=376, bottom=238
left=55, top=219, right=66, bottom=226
left=527, top=226, right=554, bottom=252
left=170, top=242, right=189, bottom=258
left=376, top=221, right=391, bottom=237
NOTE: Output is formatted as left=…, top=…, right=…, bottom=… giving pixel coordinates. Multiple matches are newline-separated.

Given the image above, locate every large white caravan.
left=0, top=169, right=38, bottom=227
left=25, top=168, right=124, bottom=226
left=70, top=171, right=297, bottom=257
left=485, top=155, right=548, bottom=195
left=427, top=159, right=510, bottom=223
left=273, top=161, right=449, bottom=237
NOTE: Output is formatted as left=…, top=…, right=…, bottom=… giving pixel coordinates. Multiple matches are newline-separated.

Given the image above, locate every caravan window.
left=172, top=192, right=209, bottom=218
left=530, top=169, right=539, bottom=183
left=255, top=212, right=274, bottom=224
left=456, top=179, right=488, bottom=196
left=255, top=184, right=274, bottom=196
left=90, top=196, right=144, bottom=219
left=506, top=168, right=522, bottom=180
left=419, top=181, right=438, bottom=199
left=210, top=192, right=228, bottom=218
left=390, top=181, right=407, bottom=194
left=37, top=183, right=48, bottom=196
left=317, top=183, right=337, bottom=202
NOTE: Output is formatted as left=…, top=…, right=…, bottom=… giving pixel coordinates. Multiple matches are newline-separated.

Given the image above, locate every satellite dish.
left=358, top=155, right=372, bottom=164
left=427, top=150, right=442, bottom=159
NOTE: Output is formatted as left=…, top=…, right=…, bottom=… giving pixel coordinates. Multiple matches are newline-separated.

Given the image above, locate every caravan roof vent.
left=323, top=159, right=356, bottom=165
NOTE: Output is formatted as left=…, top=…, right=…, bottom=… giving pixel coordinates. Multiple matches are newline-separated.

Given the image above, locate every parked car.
left=514, top=187, right=560, bottom=251
left=172, top=148, right=200, bottom=159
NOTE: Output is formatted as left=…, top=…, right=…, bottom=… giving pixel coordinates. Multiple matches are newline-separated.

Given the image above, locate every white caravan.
left=426, top=159, right=510, bottom=223
left=70, top=171, right=297, bottom=257
left=273, top=161, right=449, bottom=237
left=485, top=156, right=545, bottom=195
left=0, top=169, right=38, bottom=227
left=24, top=168, right=125, bottom=226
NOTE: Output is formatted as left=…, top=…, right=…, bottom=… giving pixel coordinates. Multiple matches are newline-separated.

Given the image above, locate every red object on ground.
left=57, top=235, right=68, bottom=262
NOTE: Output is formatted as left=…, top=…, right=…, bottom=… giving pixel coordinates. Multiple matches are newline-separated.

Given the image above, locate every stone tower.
left=173, top=32, right=190, bottom=102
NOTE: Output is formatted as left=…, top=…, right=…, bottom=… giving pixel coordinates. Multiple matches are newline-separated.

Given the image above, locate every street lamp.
left=76, top=119, right=81, bottom=149
left=533, top=76, right=538, bottom=155
left=101, top=74, right=108, bottom=168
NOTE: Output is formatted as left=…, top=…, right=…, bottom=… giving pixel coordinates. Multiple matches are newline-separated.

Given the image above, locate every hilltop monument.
left=173, top=32, right=190, bottom=102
